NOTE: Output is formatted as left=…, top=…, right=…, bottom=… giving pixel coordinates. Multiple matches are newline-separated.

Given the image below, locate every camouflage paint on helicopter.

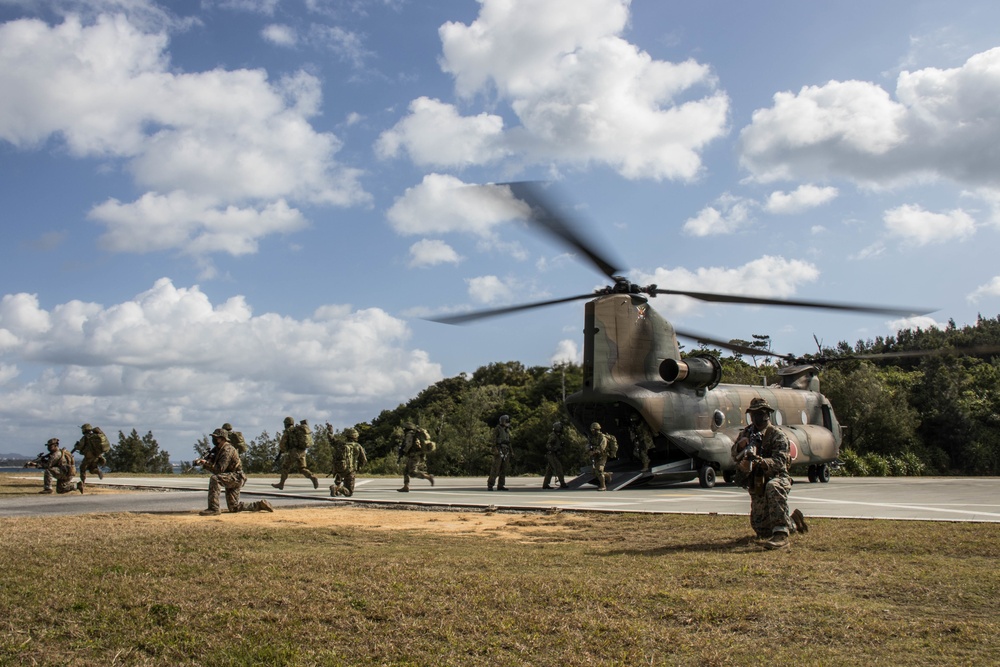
left=565, top=293, right=841, bottom=486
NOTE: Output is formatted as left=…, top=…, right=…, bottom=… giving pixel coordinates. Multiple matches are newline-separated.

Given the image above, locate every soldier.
left=196, top=429, right=273, bottom=516
left=328, top=424, right=349, bottom=497
left=732, top=397, right=809, bottom=549
left=71, top=423, right=109, bottom=490
left=487, top=414, right=512, bottom=491
left=221, top=422, right=248, bottom=454
left=272, top=416, right=319, bottom=490
left=331, top=427, right=368, bottom=497
left=25, top=438, right=79, bottom=494
left=397, top=422, right=435, bottom=492
left=629, top=414, right=654, bottom=472
left=542, top=421, right=568, bottom=489
left=587, top=422, right=611, bottom=491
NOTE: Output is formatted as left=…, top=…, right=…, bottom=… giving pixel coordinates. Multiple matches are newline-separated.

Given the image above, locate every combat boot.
left=428, top=474, right=435, bottom=487
left=77, top=481, right=84, bottom=494
left=97, top=468, right=104, bottom=480
left=397, top=485, right=409, bottom=492
left=559, top=482, right=568, bottom=489
left=257, top=499, right=274, bottom=513
left=497, top=485, right=508, bottom=491
left=39, top=488, right=53, bottom=494
left=542, top=483, right=554, bottom=489
left=200, top=508, right=221, bottom=516
left=764, top=532, right=790, bottom=550
left=329, top=485, right=338, bottom=497
left=792, top=509, right=809, bottom=534
left=272, top=474, right=286, bottom=490
left=311, top=475, right=319, bottom=489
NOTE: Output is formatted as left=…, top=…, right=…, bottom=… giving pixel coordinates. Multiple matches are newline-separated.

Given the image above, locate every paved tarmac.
left=4, top=473, right=1000, bottom=522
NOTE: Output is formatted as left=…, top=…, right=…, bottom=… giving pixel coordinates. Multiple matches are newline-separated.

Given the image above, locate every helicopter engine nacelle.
left=659, top=355, right=722, bottom=390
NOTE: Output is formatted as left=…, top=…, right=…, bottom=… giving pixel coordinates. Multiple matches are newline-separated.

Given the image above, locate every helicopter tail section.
left=582, top=294, right=681, bottom=391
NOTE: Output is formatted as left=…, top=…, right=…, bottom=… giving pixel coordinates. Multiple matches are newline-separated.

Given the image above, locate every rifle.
left=23, top=452, right=52, bottom=469
left=735, top=427, right=765, bottom=491
left=272, top=451, right=283, bottom=472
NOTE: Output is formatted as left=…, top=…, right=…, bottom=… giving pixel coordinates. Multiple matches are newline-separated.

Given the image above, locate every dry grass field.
left=1, top=473, right=998, bottom=666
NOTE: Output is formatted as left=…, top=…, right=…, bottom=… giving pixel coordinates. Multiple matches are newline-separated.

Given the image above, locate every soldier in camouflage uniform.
left=71, top=423, right=108, bottom=491
left=629, top=414, right=654, bottom=472
left=397, top=422, right=434, bottom=492
left=587, top=422, right=611, bottom=491
left=732, top=398, right=808, bottom=549
left=542, top=421, right=567, bottom=489
left=272, top=416, right=319, bottom=490
left=26, top=438, right=79, bottom=494
left=197, top=429, right=273, bottom=516
left=331, top=426, right=368, bottom=497
left=487, top=414, right=512, bottom=491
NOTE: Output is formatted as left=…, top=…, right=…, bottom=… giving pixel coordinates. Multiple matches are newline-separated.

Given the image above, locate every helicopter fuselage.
left=563, top=293, right=842, bottom=477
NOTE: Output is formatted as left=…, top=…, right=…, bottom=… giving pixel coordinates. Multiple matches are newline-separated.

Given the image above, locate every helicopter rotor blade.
left=672, top=327, right=795, bottom=361
left=502, top=182, right=622, bottom=280
left=429, top=292, right=599, bottom=325
left=651, top=288, right=932, bottom=317
left=791, top=344, right=1000, bottom=365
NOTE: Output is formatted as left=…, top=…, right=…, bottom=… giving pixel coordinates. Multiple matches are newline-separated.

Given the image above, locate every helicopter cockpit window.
left=801, top=410, right=808, bottom=425
left=712, top=410, right=724, bottom=430
left=774, top=411, right=783, bottom=425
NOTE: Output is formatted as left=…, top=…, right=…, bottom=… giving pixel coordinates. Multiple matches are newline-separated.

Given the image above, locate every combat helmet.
left=345, top=428, right=359, bottom=440
left=46, top=438, right=60, bottom=447
left=81, top=423, right=93, bottom=432
left=590, top=422, right=601, bottom=431
left=552, top=421, right=563, bottom=431
left=284, top=416, right=295, bottom=426
left=222, top=423, right=233, bottom=431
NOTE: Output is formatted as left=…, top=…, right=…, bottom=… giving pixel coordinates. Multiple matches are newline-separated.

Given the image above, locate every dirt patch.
left=166, top=504, right=588, bottom=540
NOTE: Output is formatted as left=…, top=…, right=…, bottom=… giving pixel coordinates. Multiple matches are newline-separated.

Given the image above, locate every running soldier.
left=397, top=422, right=435, bottom=492
left=331, top=427, right=367, bottom=497
left=71, top=423, right=110, bottom=491
left=587, top=422, right=611, bottom=491
left=196, top=429, right=273, bottom=516
left=272, top=416, right=319, bottom=490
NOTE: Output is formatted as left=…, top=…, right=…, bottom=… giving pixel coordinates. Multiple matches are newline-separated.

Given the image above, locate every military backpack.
left=229, top=430, right=248, bottom=454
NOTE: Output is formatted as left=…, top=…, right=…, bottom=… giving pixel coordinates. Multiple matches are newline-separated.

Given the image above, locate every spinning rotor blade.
left=792, top=344, right=1000, bottom=365
left=672, top=327, right=795, bottom=361
left=429, top=292, right=599, bottom=325
left=651, top=288, right=932, bottom=317
left=504, top=182, right=622, bottom=280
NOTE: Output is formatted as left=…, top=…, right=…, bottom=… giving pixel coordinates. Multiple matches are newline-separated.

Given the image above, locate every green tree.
left=243, top=430, right=279, bottom=473
left=107, top=429, right=172, bottom=473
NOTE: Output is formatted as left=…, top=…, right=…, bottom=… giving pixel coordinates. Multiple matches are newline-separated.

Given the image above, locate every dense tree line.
left=178, top=316, right=999, bottom=478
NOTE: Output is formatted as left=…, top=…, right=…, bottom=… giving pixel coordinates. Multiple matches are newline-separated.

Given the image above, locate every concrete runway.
left=4, top=473, right=1000, bottom=522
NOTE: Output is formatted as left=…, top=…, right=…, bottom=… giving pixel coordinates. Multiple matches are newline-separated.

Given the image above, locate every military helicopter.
left=433, top=182, right=933, bottom=490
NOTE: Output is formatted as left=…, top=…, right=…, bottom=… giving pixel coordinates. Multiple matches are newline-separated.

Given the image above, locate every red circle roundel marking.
left=789, top=440, right=799, bottom=461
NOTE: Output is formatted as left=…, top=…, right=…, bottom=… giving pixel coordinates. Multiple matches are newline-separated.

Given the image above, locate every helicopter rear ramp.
left=566, top=469, right=651, bottom=490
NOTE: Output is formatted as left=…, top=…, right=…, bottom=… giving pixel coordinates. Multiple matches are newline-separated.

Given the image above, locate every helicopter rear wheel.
left=698, top=465, right=717, bottom=489
left=807, top=465, right=819, bottom=483
left=722, top=470, right=735, bottom=485
left=817, top=464, right=831, bottom=483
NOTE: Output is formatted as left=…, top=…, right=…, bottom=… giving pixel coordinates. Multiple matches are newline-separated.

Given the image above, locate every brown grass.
left=1, top=478, right=998, bottom=666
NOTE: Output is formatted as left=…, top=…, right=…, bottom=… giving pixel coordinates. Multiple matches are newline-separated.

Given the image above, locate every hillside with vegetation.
left=180, top=315, right=1000, bottom=478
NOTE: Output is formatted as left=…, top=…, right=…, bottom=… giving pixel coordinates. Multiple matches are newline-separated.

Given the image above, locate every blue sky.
left=2, top=0, right=999, bottom=459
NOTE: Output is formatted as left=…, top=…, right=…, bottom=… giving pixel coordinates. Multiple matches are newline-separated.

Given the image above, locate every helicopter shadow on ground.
left=603, top=535, right=766, bottom=557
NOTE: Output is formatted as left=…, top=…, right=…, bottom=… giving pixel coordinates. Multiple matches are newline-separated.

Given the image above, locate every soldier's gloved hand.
left=756, top=460, right=769, bottom=474
left=737, top=458, right=752, bottom=474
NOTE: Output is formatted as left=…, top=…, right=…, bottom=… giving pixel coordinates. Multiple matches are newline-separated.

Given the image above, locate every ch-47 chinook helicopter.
left=432, top=182, right=935, bottom=490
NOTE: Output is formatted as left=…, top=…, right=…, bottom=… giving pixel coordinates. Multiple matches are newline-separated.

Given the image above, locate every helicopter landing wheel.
left=807, top=465, right=819, bottom=483
left=817, top=464, right=831, bottom=483
left=698, top=465, right=717, bottom=489
left=722, top=470, right=735, bottom=485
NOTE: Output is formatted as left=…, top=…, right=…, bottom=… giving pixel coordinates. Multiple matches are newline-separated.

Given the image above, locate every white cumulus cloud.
left=408, top=239, right=462, bottom=268
left=0, top=13, right=369, bottom=258
left=765, top=185, right=839, bottom=214
left=379, top=0, right=729, bottom=180
left=683, top=195, right=754, bottom=236
left=968, top=276, right=1000, bottom=303
left=0, top=278, right=442, bottom=453
left=739, top=47, right=1000, bottom=195
left=883, top=204, right=976, bottom=245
